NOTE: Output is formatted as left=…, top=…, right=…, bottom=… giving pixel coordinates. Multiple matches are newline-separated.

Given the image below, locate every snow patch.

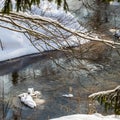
left=50, top=113, right=120, bottom=120
left=110, top=1, right=120, bottom=6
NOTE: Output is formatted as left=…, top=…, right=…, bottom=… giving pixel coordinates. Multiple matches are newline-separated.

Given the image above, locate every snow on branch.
left=89, top=86, right=120, bottom=114
left=0, top=11, right=120, bottom=49
left=89, top=86, right=120, bottom=99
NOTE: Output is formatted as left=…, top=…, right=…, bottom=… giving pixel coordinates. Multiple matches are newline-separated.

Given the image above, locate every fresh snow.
left=110, top=1, right=120, bottom=6
left=50, top=113, right=120, bottom=120
left=0, top=27, right=39, bottom=61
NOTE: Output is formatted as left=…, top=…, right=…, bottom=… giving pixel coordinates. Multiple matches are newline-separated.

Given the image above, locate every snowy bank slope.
left=0, top=1, right=88, bottom=62
left=0, top=27, right=39, bottom=61
left=50, top=113, right=120, bottom=120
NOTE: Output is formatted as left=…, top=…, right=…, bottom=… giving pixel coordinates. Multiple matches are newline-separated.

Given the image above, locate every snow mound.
left=50, top=113, right=120, bottom=120
left=18, top=88, right=45, bottom=108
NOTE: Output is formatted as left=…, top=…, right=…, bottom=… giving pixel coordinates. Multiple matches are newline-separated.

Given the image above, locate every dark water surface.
left=0, top=50, right=120, bottom=120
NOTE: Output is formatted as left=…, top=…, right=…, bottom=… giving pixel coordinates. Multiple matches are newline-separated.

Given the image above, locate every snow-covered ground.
left=110, top=0, right=120, bottom=6
left=0, top=27, right=39, bottom=61
left=50, top=113, right=120, bottom=120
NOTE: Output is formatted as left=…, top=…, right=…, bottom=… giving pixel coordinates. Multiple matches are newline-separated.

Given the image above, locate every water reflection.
left=0, top=56, right=119, bottom=119
left=0, top=75, right=13, bottom=98
left=12, top=71, right=19, bottom=85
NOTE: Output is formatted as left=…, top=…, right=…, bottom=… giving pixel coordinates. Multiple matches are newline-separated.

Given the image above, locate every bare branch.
left=0, top=11, right=120, bottom=47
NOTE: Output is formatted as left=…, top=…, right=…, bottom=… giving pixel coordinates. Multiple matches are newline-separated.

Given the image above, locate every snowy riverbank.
left=0, top=0, right=88, bottom=62
left=50, top=113, right=120, bottom=120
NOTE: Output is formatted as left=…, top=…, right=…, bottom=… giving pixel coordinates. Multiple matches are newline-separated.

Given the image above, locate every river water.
left=0, top=49, right=120, bottom=120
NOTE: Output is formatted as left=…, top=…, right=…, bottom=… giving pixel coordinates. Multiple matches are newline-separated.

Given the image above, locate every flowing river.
left=0, top=49, right=120, bottom=120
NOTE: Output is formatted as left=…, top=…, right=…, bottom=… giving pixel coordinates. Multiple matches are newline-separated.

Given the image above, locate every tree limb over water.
left=0, top=11, right=120, bottom=48
left=89, top=86, right=120, bottom=115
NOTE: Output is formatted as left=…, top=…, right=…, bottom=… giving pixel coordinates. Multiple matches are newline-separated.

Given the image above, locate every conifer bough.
left=2, top=0, right=69, bottom=13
